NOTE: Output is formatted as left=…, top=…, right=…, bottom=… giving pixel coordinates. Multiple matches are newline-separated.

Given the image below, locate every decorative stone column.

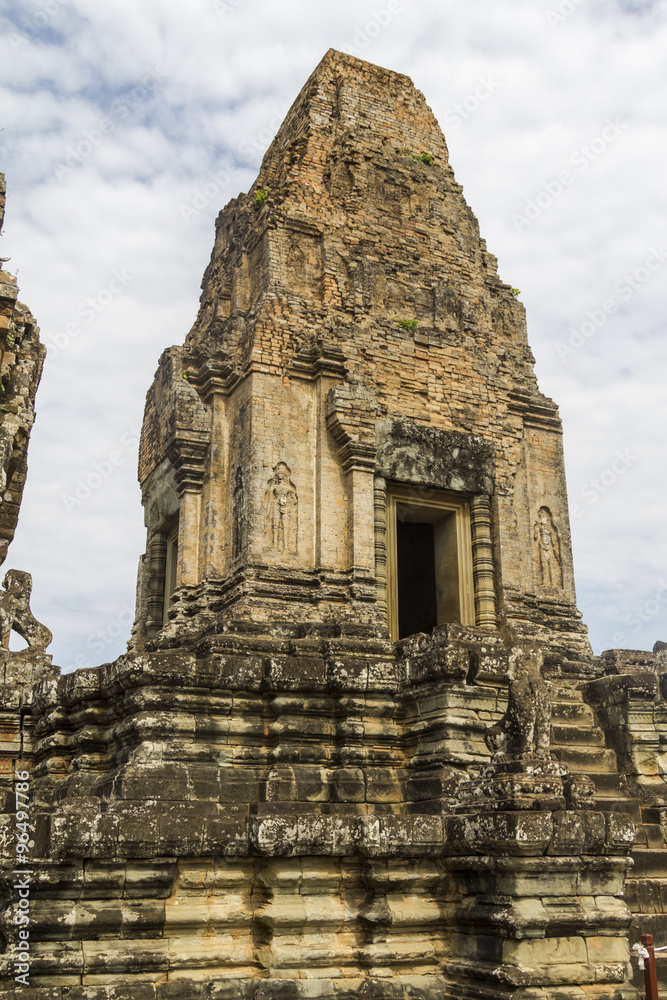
left=325, top=383, right=378, bottom=582
left=470, top=493, right=498, bottom=628
left=167, top=432, right=209, bottom=589
left=373, top=475, right=388, bottom=618
left=145, top=531, right=168, bottom=639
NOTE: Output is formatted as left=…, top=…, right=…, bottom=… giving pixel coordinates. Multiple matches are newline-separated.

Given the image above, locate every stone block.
left=331, top=767, right=365, bottom=803
left=548, top=811, right=606, bottom=857
left=605, top=813, right=635, bottom=854
left=444, top=810, right=553, bottom=857
left=365, top=768, right=401, bottom=803
left=325, top=658, right=368, bottom=691
left=503, top=935, right=588, bottom=980
left=157, top=984, right=205, bottom=1000
left=267, top=656, right=327, bottom=691
left=411, top=814, right=443, bottom=847
left=202, top=814, right=248, bottom=855
left=586, top=672, right=658, bottom=706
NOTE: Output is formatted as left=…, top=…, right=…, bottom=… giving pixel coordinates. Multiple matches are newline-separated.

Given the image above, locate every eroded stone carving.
left=533, top=505, right=563, bottom=588
left=506, top=644, right=552, bottom=756
left=0, top=569, right=51, bottom=652
left=564, top=773, right=596, bottom=809
left=264, top=462, right=298, bottom=554
left=474, top=644, right=567, bottom=812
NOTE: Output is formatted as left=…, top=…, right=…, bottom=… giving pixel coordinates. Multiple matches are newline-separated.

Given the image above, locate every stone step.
left=551, top=700, right=595, bottom=724
left=642, top=806, right=664, bottom=826
left=633, top=824, right=664, bottom=849
left=591, top=772, right=628, bottom=794
left=625, top=874, right=667, bottom=910
left=550, top=723, right=606, bottom=747
left=551, top=687, right=585, bottom=702
left=551, top=746, right=618, bottom=772
left=593, top=795, right=641, bottom=820
left=631, top=850, right=667, bottom=878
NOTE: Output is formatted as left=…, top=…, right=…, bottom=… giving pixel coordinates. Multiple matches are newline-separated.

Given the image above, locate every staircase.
left=551, top=686, right=667, bottom=992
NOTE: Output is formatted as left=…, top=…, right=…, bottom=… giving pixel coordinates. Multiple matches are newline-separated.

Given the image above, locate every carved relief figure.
left=264, top=462, right=298, bottom=555
left=232, top=466, right=244, bottom=561
left=287, top=243, right=306, bottom=283
left=533, top=505, right=563, bottom=588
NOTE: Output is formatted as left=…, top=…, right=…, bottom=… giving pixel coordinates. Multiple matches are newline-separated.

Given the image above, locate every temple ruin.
left=2, top=49, right=667, bottom=999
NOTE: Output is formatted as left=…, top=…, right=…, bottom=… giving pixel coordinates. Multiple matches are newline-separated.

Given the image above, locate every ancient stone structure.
left=2, top=50, right=667, bottom=999
left=0, top=175, right=46, bottom=568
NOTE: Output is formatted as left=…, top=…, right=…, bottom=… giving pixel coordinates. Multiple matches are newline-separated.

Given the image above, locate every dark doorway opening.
left=396, top=520, right=437, bottom=639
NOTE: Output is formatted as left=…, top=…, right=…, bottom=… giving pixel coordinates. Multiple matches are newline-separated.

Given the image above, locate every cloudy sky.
left=1, top=0, right=665, bottom=670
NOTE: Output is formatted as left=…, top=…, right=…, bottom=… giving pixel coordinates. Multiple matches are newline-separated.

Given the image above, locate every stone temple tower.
left=6, top=49, right=667, bottom=1000
left=132, top=49, right=586, bottom=662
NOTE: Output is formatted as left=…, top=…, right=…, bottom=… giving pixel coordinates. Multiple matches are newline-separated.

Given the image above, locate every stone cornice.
left=166, top=431, right=209, bottom=493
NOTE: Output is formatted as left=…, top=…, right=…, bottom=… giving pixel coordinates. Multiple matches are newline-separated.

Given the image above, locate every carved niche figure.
left=0, top=569, right=52, bottom=653
left=264, top=462, right=298, bottom=555
left=232, top=466, right=244, bottom=562
left=533, top=505, right=563, bottom=588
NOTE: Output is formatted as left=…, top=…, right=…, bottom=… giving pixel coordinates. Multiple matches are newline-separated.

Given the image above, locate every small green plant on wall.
left=398, top=318, right=418, bottom=331
left=253, top=188, right=269, bottom=206
left=511, top=287, right=521, bottom=298
left=395, top=148, right=435, bottom=166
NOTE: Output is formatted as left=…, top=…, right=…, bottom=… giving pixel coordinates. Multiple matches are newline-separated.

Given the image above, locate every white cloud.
left=1, top=0, right=666, bottom=666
